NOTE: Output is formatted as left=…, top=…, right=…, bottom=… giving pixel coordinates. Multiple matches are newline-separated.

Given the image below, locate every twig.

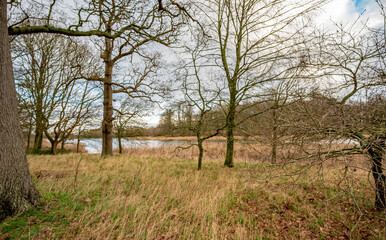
left=73, top=153, right=84, bottom=192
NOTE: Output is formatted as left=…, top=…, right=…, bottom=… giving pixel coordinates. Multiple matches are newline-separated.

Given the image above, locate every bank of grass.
left=1, top=152, right=385, bottom=239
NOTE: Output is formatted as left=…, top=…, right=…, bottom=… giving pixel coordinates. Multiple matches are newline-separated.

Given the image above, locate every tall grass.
left=118, top=141, right=273, bottom=163
left=0, top=145, right=384, bottom=239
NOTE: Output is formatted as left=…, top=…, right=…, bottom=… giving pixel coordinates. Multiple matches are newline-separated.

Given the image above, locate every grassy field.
left=0, top=146, right=385, bottom=239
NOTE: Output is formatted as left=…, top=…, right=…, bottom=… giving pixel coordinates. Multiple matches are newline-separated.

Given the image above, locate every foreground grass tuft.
left=0, top=153, right=385, bottom=239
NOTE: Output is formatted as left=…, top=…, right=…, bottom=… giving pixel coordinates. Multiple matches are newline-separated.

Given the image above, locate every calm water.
left=67, top=138, right=196, bottom=154
left=67, top=138, right=359, bottom=154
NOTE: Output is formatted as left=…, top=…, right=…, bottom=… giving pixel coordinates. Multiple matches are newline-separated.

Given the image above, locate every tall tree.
left=44, top=80, right=98, bottom=154
left=316, top=22, right=386, bottom=209
left=16, top=95, right=34, bottom=150
left=157, top=108, right=176, bottom=136
left=12, top=33, right=98, bottom=152
left=181, top=69, right=226, bottom=170
left=286, top=20, right=386, bottom=209
left=8, top=0, right=188, bottom=156
left=202, top=0, right=325, bottom=167
left=114, top=97, right=149, bottom=154
left=2, top=0, right=189, bottom=220
left=65, top=0, right=185, bottom=156
left=0, top=0, right=42, bottom=221
left=177, top=29, right=227, bottom=169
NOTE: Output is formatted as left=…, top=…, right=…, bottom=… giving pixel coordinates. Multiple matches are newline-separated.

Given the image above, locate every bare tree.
left=72, top=0, right=187, bottom=156
left=2, top=0, right=189, bottom=219
left=8, top=0, right=189, bottom=157
left=13, top=33, right=62, bottom=151
left=318, top=23, right=385, bottom=209
left=172, top=101, right=194, bottom=136
left=44, top=80, right=99, bottom=154
left=264, top=81, right=296, bottom=164
left=12, top=33, right=98, bottom=153
left=178, top=32, right=227, bottom=170
left=114, top=97, right=150, bottom=154
left=17, top=95, right=34, bottom=150
left=157, top=108, right=176, bottom=136
left=199, top=0, right=326, bottom=167
left=285, top=20, right=386, bottom=209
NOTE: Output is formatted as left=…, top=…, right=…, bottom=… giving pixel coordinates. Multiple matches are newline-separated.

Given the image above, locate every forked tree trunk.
left=369, top=146, right=385, bottom=210
left=0, top=1, right=42, bottom=220
left=101, top=37, right=114, bottom=156
left=50, top=140, right=59, bottom=155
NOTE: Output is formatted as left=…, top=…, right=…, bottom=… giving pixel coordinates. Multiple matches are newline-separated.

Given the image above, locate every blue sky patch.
left=353, top=0, right=370, bottom=13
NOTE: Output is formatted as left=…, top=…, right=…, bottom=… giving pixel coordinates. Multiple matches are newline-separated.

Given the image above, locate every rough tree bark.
left=197, top=139, right=204, bottom=170
left=271, top=107, right=279, bottom=164
left=224, top=87, right=236, bottom=168
left=117, top=128, right=123, bottom=154
left=33, top=103, right=44, bottom=150
left=368, top=143, right=385, bottom=210
left=26, top=116, right=33, bottom=150
left=0, top=0, right=42, bottom=221
left=101, top=36, right=114, bottom=156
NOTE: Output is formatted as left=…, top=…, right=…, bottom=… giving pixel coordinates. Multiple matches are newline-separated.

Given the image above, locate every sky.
left=318, top=0, right=384, bottom=28
left=354, top=0, right=372, bottom=12
left=142, top=0, right=385, bottom=127
left=12, top=0, right=383, bottom=127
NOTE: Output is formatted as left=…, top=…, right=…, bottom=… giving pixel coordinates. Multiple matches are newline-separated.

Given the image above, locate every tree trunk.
left=271, top=108, right=278, bottom=164
left=101, top=37, right=114, bottom=156
left=26, top=116, right=33, bottom=150
left=369, top=146, right=385, bottom=210
left=118, top=128, right=123, bottom=154
left=0, top=1, right=42, bottom=220
left=33, top=113, right=43, bottom=150
left=77, top=132, right=81, bottom=153
left=197, top=139, right=204, bottom=170
left=33, top=99, right=44, bottom=150
left=224, top=90, right=236, bottom=168
left=50, top=141, right=58, bottom=155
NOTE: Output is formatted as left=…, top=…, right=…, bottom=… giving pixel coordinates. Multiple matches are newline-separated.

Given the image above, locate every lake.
left=67, top=137, right=359, bottom=154
left=66, top=138, right=197, bottom=154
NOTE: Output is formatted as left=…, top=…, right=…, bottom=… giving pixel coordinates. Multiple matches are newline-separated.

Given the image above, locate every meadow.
left=0, top=142, right=385, bottom=239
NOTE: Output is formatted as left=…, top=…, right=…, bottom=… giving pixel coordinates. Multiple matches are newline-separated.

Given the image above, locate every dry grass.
left=131, top=136, right=231, bottom=141
left=120, top=141, right=272, bottom=164
left=1, top=145, right=385, bottom=239
left=119, top=141, right=361, bottom=168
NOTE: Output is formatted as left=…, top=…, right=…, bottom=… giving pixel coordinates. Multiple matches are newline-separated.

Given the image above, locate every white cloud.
left=316, top=0, right=384, bottom=30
